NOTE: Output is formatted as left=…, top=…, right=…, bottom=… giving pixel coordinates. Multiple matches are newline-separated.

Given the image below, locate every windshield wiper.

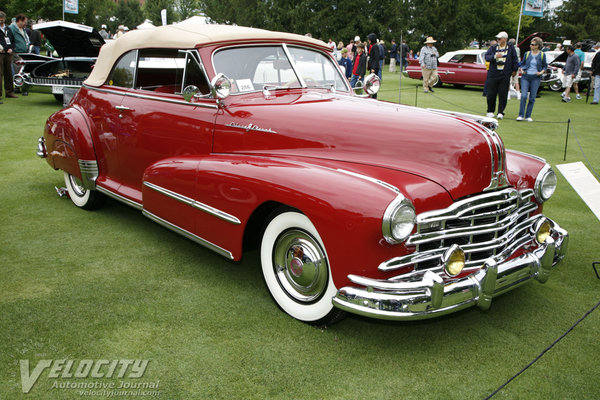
left=306, top=83, right=337, bottom=92
left=262, top=84, right=298, bottom=98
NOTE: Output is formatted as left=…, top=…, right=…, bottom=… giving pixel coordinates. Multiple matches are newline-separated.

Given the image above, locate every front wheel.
left=549, top=81, right=562, bottom=92
left=260, top=210, right=344, bottom=325
left=63, top=171, right=104, bottom=210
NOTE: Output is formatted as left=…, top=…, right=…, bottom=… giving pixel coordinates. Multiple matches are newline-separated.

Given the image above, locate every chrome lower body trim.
left=78, top=160, right=99, bottom=190
left=142, top=210, right=234, bottom=260
left=332, top=221, right=568, bottom=320
left=143, top=181, right=241, bottom=225
left=96, top=185, right=143, bottom=210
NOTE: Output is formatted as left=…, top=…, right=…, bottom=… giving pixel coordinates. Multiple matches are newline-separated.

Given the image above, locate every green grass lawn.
left=1, top=77, right=599, bottom=399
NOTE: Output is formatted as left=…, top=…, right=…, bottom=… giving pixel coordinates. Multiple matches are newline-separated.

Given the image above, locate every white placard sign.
left=556, top=162, right=600, bottom=221
left=236, top=79, right=254, bottom=92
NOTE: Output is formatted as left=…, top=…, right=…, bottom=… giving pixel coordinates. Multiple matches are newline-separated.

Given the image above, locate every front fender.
left=44, top=106, right=96, bottom=183
left=505, top=149, right=547, bottom=212
left=142, top=154, right=451, bottom=288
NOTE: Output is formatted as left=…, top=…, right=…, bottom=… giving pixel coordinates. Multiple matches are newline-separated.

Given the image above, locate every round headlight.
left=13, top=74, right=25, bottom=87
left=383, top=195, right=416, bottom=244
left=534, top=165, right=557, bottom=203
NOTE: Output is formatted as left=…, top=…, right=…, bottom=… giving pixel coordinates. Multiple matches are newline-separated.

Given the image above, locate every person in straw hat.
left=419, top=36, right=439, bottom=93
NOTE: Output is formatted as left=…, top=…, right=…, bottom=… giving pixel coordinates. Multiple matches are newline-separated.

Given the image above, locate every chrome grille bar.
left=379, top=188, right=540, bottom=272
left=26, top=77, right=83, bottom=87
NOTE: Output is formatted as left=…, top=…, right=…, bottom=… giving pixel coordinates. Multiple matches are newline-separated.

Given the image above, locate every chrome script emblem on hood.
left=226, top=122, right=277, bottom=134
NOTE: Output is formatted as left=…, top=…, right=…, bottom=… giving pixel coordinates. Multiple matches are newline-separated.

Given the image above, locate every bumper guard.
left=333, top=222, right=568, bottom=320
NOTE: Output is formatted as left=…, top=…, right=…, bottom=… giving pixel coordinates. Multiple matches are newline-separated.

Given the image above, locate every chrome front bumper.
left=541, top=75, right=561, bottom=84
left=333, top=222, right=568, bottom=320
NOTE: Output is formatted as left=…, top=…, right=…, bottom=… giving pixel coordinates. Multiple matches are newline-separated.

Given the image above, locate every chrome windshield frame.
left=211, top=43, right=351, bottom=95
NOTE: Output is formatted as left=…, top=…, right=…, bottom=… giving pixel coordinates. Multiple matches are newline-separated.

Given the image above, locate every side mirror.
left=363, top=73, right=380, bottom=95
left=210, top=73, right=232, bottom=100
left=352, top=80, right=364, bottom=96
left=182, top=85, right=200, bottom=102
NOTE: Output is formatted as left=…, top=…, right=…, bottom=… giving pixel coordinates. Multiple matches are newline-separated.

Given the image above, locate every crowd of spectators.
left=2, top=11, right=598, bottom=113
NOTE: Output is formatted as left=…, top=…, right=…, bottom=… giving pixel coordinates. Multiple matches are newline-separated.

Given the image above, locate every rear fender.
left=44, top=106, right=97, bottom=187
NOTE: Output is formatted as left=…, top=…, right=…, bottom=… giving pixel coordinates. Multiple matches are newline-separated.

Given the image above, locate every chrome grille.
left=379, top=188, right=539, bottom=274
left=27, top=77, right=83, bottom=87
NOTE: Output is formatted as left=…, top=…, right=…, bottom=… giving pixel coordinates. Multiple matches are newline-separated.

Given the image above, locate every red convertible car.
left=38, top=24, right=568, bottom=325
left=404, top=49, right=488, bottom=87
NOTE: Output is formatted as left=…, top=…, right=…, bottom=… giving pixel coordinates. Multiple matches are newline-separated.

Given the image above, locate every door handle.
left=115, top=105, right=133, bottom=118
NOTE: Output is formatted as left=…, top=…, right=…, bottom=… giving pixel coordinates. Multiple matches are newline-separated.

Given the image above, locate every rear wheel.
left=63, top=171, right=104, bottom=210
left=260, top=210, right=345, bottom=325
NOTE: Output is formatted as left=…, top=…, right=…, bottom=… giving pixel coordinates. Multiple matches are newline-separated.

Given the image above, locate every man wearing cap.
left=561, top=45, right=580, bottom=103
left=99, top=24, right=109, bottom=40
left=338, top=48, right=353, bottom=80
left=484, top=31, right=518, bottom=119
left=350, top=42, right=367, bottom=88
left=419, top=36, right=439, bottom=93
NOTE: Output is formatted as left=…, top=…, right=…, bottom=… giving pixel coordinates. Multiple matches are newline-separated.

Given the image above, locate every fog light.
left=443, top=244, right=465, bottom=277
left=534, top=218, right=552, bottom=244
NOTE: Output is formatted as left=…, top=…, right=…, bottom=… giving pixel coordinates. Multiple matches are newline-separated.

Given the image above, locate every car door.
left=451, top=53, right=487, bottom=86
left=116, top=48, right=217, bottom=233
left=439, top=53, right=486, bottom=86
left=116, top=49, right=217, bottom=199
left=87, top=50, right=137, bottom=193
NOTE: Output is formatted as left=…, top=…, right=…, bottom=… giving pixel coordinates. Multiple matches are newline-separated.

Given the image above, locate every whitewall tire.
left=63, top=171, right=104, bottom=210
left=260, top=210, right=344, bottom=325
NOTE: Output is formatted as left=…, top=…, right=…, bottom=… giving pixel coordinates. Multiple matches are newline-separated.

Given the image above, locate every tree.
left=555, top=0, right=600, bottom=40
left=113, top=0, right=144, bottom=31
left=3, top=0, right=115, bottom=30
left=175, top=0, right=201, bottom=20
left=144, top=0, right=178, bottom=25
left=502, top=0, right=534, bottom=40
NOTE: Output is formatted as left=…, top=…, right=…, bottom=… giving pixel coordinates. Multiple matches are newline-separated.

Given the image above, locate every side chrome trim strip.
left=96, top=185, right=143, bottom=210
left=142, top=209, right=234, bottom=260
left=82, top=84, right=219, bottom=109
left=143, top=181, right=241, bottom=225
left=336, top=169, right=400, bottom=194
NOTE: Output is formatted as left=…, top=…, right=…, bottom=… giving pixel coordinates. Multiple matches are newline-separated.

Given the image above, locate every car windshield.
left=212, top=45, right=348, bottom=94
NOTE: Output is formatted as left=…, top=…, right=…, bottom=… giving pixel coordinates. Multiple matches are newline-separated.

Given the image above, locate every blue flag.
left=523, top=0, right=544, bottom=17
left=64, top=0, right=78, bottom=14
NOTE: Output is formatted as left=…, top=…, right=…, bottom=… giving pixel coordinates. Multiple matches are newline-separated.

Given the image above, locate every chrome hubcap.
left=273, top=229, right=328, bottom=303
left=69, top=175, right=86, bottom=197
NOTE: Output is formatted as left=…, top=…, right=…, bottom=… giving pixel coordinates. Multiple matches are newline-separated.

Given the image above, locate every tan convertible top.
left=84, top=24, right=328, bottom=87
